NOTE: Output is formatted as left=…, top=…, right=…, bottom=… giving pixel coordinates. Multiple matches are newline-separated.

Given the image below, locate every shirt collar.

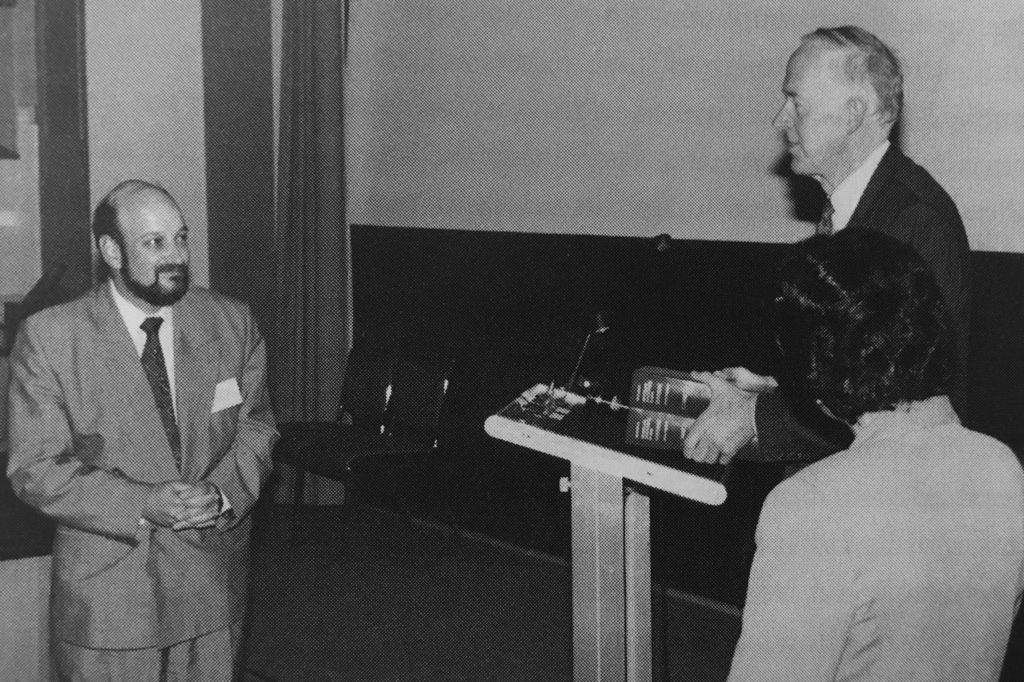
left=108, top=279, right=173, bottom=333
left=850, top=394, right=959, bottom=448
left=829, top=140, right=890, bottom=233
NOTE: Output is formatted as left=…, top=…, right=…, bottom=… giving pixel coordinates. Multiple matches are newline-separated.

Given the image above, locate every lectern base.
left=571, top=465, right=652, bottom=681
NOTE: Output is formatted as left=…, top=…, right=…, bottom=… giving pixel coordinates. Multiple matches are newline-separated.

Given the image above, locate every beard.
left=122, top=262, right=190, bottom=307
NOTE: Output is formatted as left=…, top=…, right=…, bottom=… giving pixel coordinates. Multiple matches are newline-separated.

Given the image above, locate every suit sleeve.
left=727, top=478, right=854, bottom=681
left=204, top=306, right=278, bottom=530
left=744, top=391, right=852, bottom=465
left=6, top=316, right=153, bottom=544
left=734, top=297, right=851, bottom=466
left=894, top=202, right=972, bottom=415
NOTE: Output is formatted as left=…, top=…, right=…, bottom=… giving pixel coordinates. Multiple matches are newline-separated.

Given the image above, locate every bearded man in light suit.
left=7, top=180, right=278, bottom=680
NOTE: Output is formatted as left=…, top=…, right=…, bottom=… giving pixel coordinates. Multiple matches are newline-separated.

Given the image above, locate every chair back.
left=386, top=356, right=453, bottom=448
left=338, top=345, right=395, bottom=433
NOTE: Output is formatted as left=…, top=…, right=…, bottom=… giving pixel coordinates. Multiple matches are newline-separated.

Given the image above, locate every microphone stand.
left=566, top=324, right=609, bottom=392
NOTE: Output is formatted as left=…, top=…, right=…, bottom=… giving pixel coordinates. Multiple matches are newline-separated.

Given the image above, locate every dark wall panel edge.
left=201, top=0, right=275, bottom=336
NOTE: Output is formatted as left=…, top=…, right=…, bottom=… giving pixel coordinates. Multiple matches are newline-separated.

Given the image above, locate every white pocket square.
left=212, top=378, right=243, bottom=413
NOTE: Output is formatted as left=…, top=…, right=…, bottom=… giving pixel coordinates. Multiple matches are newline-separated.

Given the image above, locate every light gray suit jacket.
left=7, top=283, right=278, bottom=649
left=729, top=396, right=1024, bottom=681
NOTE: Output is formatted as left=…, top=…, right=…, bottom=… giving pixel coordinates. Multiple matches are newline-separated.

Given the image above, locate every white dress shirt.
left=109, top=280, right=177, bottom=415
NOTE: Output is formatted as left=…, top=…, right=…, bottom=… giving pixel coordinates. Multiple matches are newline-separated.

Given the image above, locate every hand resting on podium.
left=682, top=367, right=777, bottom=465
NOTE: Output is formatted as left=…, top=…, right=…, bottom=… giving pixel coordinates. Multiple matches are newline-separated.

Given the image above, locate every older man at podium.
left=682, top=26, right=971, bottom=469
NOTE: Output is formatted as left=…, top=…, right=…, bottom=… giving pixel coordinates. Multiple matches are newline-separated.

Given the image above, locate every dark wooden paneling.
left=350, top=225, right=1024, bottom=605
left=352, top=225, right=1024, bottom=442
left=350, top=226, right=795, bottom=603
left=968, top=250, right=1024, bottom=450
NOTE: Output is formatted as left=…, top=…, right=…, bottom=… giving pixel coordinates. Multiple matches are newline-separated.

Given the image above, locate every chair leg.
left=337, top=471, right=353, bottom=550
left=290, top=468, right=307, bottom=545
left=445, top=452, right=468, bottom=547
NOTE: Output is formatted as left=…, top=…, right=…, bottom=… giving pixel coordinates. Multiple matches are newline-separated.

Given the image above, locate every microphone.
left=566, top=311, right=611, bottom=393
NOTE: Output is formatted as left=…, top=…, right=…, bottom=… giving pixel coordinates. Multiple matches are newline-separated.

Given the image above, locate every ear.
left=845, top=95, right=868, bottom=134
left=98, top=234, right=123, bottom=272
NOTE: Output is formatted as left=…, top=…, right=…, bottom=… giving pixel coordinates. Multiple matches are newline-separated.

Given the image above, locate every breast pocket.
left=208, top=404, right=241, bottom=461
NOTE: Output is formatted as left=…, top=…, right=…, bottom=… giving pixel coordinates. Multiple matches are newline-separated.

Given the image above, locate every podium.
left=485, top=383, right=727, bottom=681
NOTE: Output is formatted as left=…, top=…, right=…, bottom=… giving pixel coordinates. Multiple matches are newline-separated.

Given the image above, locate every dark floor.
left=242, top=504, right=742, bottom=682
left=242, top=460, right=1024, bottom=682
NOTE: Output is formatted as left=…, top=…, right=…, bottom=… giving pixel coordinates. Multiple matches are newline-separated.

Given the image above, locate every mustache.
left=155, top=264, right=188, bottom=276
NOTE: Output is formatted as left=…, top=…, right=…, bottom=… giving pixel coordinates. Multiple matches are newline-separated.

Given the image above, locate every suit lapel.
left=847, top=146, right=899, bottom=232
left=173, top=293, right=220, bottom=481
left=91, top=285, right=181, bottom=479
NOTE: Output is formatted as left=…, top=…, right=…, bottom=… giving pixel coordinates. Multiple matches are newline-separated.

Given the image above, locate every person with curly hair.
left=727, top=230, right=1024, bottom=681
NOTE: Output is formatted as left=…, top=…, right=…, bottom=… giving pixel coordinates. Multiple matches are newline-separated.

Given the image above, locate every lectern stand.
left=485, top=384, right=727, bottom=681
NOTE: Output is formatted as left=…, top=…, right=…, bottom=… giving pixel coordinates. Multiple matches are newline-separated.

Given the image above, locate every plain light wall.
left=85, top=1, right=210, bottom=286
left=347, top=0, right=1024, bottom=252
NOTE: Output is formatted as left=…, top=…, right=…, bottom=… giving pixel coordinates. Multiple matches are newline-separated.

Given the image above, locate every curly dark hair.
left=772, top=230, right=951, bottom=422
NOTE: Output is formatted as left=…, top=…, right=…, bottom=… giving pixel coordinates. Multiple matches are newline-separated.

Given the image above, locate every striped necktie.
left=816, top=198, right=835, bottom=236
left=140, top=316, right=181, bottom=467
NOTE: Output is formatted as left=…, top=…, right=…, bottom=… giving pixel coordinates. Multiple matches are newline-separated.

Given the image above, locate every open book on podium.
left=484, top=366, right=728, bottom=505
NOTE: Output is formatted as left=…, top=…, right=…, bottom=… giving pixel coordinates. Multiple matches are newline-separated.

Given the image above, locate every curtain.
left=272, top=0, right=350, bottom=423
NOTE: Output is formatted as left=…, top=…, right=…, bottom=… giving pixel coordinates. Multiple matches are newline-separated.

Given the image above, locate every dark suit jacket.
left=6, top=284, right=278, bottom=649
left=752, top=146, right=972, bottom=464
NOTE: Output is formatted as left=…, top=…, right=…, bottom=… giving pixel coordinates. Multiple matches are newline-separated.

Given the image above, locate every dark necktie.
left=140, top=317, right=181, bottom=467
left=816, top=198, right=835, bottom=236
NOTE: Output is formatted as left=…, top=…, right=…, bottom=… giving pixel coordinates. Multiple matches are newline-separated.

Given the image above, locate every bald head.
left=92, top=180, right=182, bottom=255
